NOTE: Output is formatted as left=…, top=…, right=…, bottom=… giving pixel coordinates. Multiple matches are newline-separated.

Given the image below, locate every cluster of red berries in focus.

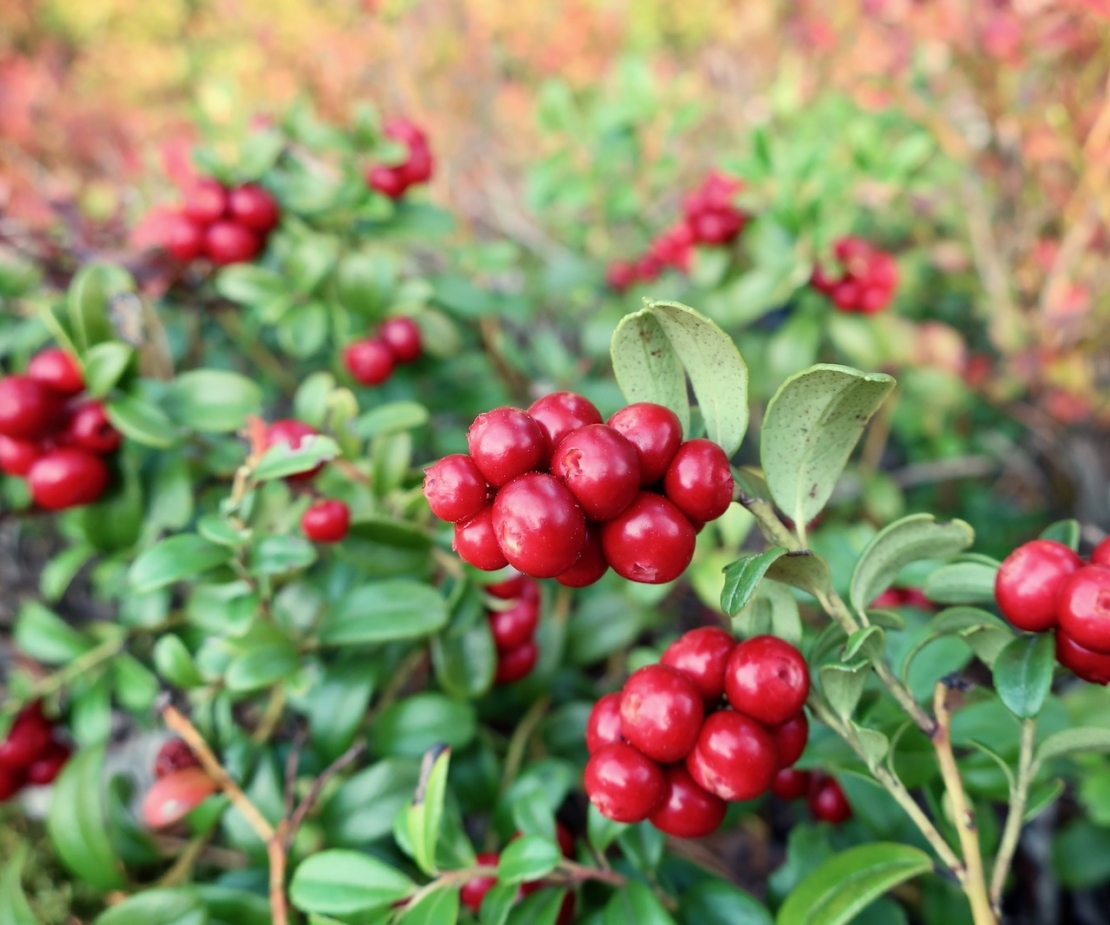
left=365, top=118, right=434, bottom=200
left=0, top=703, right=71, bottom=801
left=142, top=737, right=219, bottom=829
left=607, top=171, right=748, bottom=292
left=771, top=768, right=852, bottom=824
left=484, top=572, right=543, bottom=685
left=995, top=537, right=1110, bottom=685
left=583, top=630, right=810, bottom=837
left=423, top=395, right=734, bottom=585
left=0, top=349, right=122, bottom=510
left=342, top=317, right=423, bottom=387
left=161, top=178, right=281, bottom=266
left=262, top=419, right=351, bottom=544
left=810, top=237, right=899, bottom=314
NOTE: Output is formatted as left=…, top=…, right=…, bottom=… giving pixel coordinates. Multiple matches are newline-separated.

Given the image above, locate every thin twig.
left=285, top=741, right=368, bottom=849
left=989, top=717, right=1037, bottom=913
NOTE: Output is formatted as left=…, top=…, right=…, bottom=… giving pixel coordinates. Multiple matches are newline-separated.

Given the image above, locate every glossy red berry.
left=724, top=635, right=810, bottom=727
left=527, top=392, right=603, bottom=458
left=367, top=165, right=407, bottom=199
left=663, top=439, right=733, bottom=523
left=343, top=338, right=395, bottom=386
left=423, top=454, right=488, bottom=523
left=619, top=664, right=704, bottom=763
left=555, top=525, right=609, bottom=588
left=809, top=776, right=852, bottom=824
left=607, top=403, right=683, bottom=485
left=63, top=402, right=122, bottom=454
left=1055, top=631, right=1110, bottom=685
left=163, top=213, right=206, bottom=262
left=0, top=375, right=62, bottom=440
left=1091, top=538, right=1110, bottom=568
left=379, top=317, right=423, bottom=364
left=227, top=184, right=280, bottom=233
left=660, top=627, right=737, bottom=704
left=648, top=764, right=727, bottom=839
left=26, top=741, right=71, bottom=785
left=28, top=449, right=110, bottom=511
left=583, top=742, right=665, bottom=823
left=550, top=424, right=640, bottom=521
left=467, top=408, right=546, bottom=488
left=0, top=766, right=22, bottom=801
left=0, top=435, right=41, bottom=476
left=489, top=594, right=539, bottom=651
left=454, top=505, right=509, bottom=571
left=28, top=349, right=84, bottom=396
left=686, top=710, right=779, bottom=802
left=154, top=738, right=201, bottom=779
left=182, top=178, right=228, bottom=224
left=460, top=852, right=500, bottom=912
left=384, top=117, right=428, bottom=147
left=496, top=639, right=538, bottom=684
left=141, top=767, right=219, bottom=829
left=204, top=221, right=262, bottom=266
left=771, top=711, right=809, bottom=768
left=771, top=768, right=812, bottom=800
left=586, top=692, right=624, bottom=754
left=266, top=419, right=325, bottom=482
left=301, top=499, right=351, bottom=543
left=492, top=473, right=586, bottom=579
left=1058, top=565, right=1110, bottom=655
left=600, top=492, right=695, bottom=585
left=995, top=539, right=1082, bottom=633
left=485, top=570, right=531, bottom=600
left=0, top=704, right=52, bottom=769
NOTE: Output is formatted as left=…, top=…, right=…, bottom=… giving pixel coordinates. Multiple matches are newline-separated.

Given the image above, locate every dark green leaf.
left=610, top=309, right=689, bottom=437
left=507, top=888, right=567, bottom=925
left=721, top=547, right=789, bottom=616
left=617, top=822, right=665, bottom=874
left=732, top=579, right=801, bottom=645
left=83, top=342, right=133, bottom=397
left=337, top=251, right=397, bottom=318
left=480, top=882, right=518, bottom=925
left=603, top=881, right=675, bottom=925
left=40, top=543, right=93, bottom=602
left=319, top=581, right=447, bottom=645
left=319, top=758, right=421, bottom=846
left=93, top=888, right=208, bottom=925
left=993, top=634, right=1054, bottom=719
left=819, top=662, right=869, bottom=721
left=253, top=435, right=340, bottom=481
left=153, top=636, right=204, bottom=688
left=289, top=850, right=415, bottom=915
left=922, top=562, right=997, bottom=606
left=68, top=264, right=131, bottom=350
left=1034, top=727, right=1110, bottom=771
left=226, top=641, right=301, bottom=692
left=432, top=618, right=497, bottom=700
left=112, top=654, right=159, bottom=711
left=400, top=886, right=459, bottom=925
left=194, top=885, right=271, bottom=925
left=407, top=746, right=451, bottom=876
left=0, top=846, right=37, bottom=925
left=250, top=535, right=317, bottom=576
left=765, top=551, right=832, bottom=598
left=14, top=601, right=94, bottom=664
left=168, top=371, right=263, bottom=434
left=1040, top=519, right=1080, bottom=551
left=355, top=402, right=430, bottom=439
left=371, top=693, right=477, bottom=758
left=497, top=835, right=561, bottom=885
left=679, top=880, right=772, bottom=925
left=129, top=535, right=232, bottom=593
left=107, top=394, right=179, bottom=448
left=587, top=803, right=627, bottom=852
left=1052, top=821, right=1110, bottom=889
left=214, top=266, right=286, bottom=306
left=308, top=661, right=378, bottom=761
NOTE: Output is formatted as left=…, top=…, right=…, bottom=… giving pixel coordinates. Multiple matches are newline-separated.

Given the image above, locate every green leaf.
left=765, top=551, right=832, bottom=598
left=497, top=836, right=561, bottom=885
left=215, top=265, right=286, bottom=306
left=370, top=431, right=412, bottom=496
left=226, top=641, right=301, bottom=692
left=849, top=514, right=975, bottom=619
left=337, top=251, right=397, bottom=318
left=287, top=234, right=339, bottom=294
left=46, top=745, right=125, bottom=891
left=775, top=843, right=932, bottom=925
left=400, top=886, right=459, bottom=925
left=83, top=342, right=133, bottom=397
left=195, top=885, right=271, bottom=925
left=371, top=693, right=477, bottom=758
left=250, top=536, right=317, bottom=576
left=406, top=746, right=451, bottom=876
left=68, top=264, right=131, bottom=350
left=0, top=846, right=37, bottom=925
left=679, top=880, right=773, bottom=925
left=355, top=401, right=431, bottom=439
left=819, top=662, right=869, bottom=721
left=308, top=661, right=378, bottom=762
left=610, top=309, right=689, bottom=437
left=1040, top=519, right=1080, bottom=551
left=153, top=635, right=204, bottom=689
left=93, top=888, right=208, bottom=925
left=922, top=562, right=998, bottom=606
left=1034, top=727, right=1110, bottom=771
left=604, top=880, right=676, bottom=925
left=319, top=581, right=448, bottom=645
left=844, top=626, right=885, bottom=662
left=237, top=130, right=284, bottom=180
left=289, top=850, right=416, bottom=915
left=107, top=394, right=179, bottom=448
left=40, top=543, right=93, bottom=602
left=760, top=364, right=895, bottom=533
left=617, top=822, right=664, bottom=874
left=720, top=547, right=789, bottom=616
left=14, top=601, right=94, bottom=664
left=507, top=888, right=566, bottom=925
left=587, top=803, right=627, bottom=852
left=431, top=619, right=497, bottom=699
left=850, top=723, right=890, bottom=771
left=511, top=785, right=556, bottom=841
left=732, top=579, right=801, bottom=646
left=112, top=654, right=159, bottom=711
left=129, top=535, right=232, bottom=593
left=318, top=758, right=420, bottom=846
left=253, top=435, right=340, bottom=481
left=993, top=634, right=1054, bottom=719
left=168, top=371, right=263, bottom=434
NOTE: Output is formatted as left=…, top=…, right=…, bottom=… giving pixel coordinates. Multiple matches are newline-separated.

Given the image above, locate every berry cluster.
left=995, top=537, right=1110, bottom=685
left=142, top=737, right=218, bottom=829
left=0, top=703, right=71, bottom=801
left=0, top=349, right=122, bottom=510
left=161, top=178, right=281, bottom=266
left=607, top=171, right=748, bottom=292
left=810, top=236, right=899, bottom=314
left=771, top=768, right=852, bottom=824
left=485, top=572, right=542, bottom=685
left=264, top=419, right=351, bottom=544
left=584, top=630, right=810, bottom=837
left=365, top=118, right=434, bottom=200
left=423, top=395, right=734, bottom=585
left=342, top=316, right=423, bottom=386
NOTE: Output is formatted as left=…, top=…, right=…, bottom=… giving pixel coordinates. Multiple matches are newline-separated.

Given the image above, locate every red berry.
left=227, top=184, right=280, bottom=233
left=367, top=165, right=407, bottom=199
left=467, top=408, right=546, bottom=488
left=343, top=338, right=395, bottom=386
left=27, top=349, right=84, bottom=396
left=154, top=738, right=201, bottom=779
left=663, top=439, right=733, bottom=523
left=900, top=588, right=933, bottom=610
left=0, top=704, right=53, bottom=770
left=607, top=403, right=683, bottom=485
left=606, top=261, right=637, bottom=292
left=550, top=424, right=640, bottom=521
left=583, top=742, right=665, bottom=823
left=423, top=454, right=488, bottom=523
left=724, top=636, right=810, bottom=727
left=204, top=221, right=262, bottom=266
left=660, top=627, right=736, bottom=704
left=454, top=505, right=509, bottom=571
left=26, top=740, right=71, bottom=785
left=870, top=588, right=904, bottom=609
left=771, top=768, right=811, bottom=800
left=832, top=281, right=860, bottom=311
left=858, top=286, right=890, bottom=314
left=485, top=570, right=531, bottom=600
left=28, top=449, right=110, bottom=510
left=808, top=776, right=852, bottom=824
left=586, top=692, right=623, bottom=754
left=600, top=492, right=695, bottom=585
left=163, top=213, right=206, bottom=262
left=266, top=419, right=325, bottom=482
left=461, top=852, right=500, bottom=912
left=0, top=435, right=42, bottom=476
left=648, top=764, right=726, bottom=839
left=399, top=142, right=434, bottom=185
left=1058, top=565, right=1110, bottom=655
left=619, top=664, right=704, bottom=763
left=527, top=392, right=603, bottom=459
left=1093, top=539, right=1110, bottom=568
left=771, top=711, right=809, bottom=767
left=0, top=375, right=63, bottom=440
left=555, top=821, right=574, bottom=859
left=379, top=317, right=423, bottom=364
left=0, top=766, right=22, bottom=801
left=141, top=767, right=219, bottom=829
left=1055, top=631, right=1110, bottom=685
left=686, top=711, right=779, bottom=801
left=810, top=267, right=839, bottom=295
left=63, top=402, right=122, bottom=455
left=689, top=210, right=743, bottom=245
left=301, top=499, right=351, bottom=543
left=492, top=473, right=586, bottom=579
left=384, top=117, right=428, bottom=147
left=489, top=594, right=539, bottom=651
left=182, top=178, right=228, bottom=224
left=555, top=525, right=609, bottom=588
left=995, top=539, right=1083, bottom=633
left=496, top=638, right=538, bottom=684
left=868, top=252, right=899, bottom=289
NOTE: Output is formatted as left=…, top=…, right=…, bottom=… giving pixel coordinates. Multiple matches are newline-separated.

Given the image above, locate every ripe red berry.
left=606, top=260, right=637, bottom=292
left=0, top=766, right=22, bottom=801
left=686, top=711, right=779, bottom=802
left=600, top=492, right=695, bottom=585
left=28, top=449, right=110, bottom=511
left=227, top=184, right=281, bottom=233
left=0, top=435, right=41, bottom=476
left=399, top=142, right=434, bottom=185
left=343, top=338, right=395, bottom=386
left=27, top=348, right=84, bottom=396
left=489, top=594, right=539, bottom=651
left=63, top=402, right=122, bottom=455
left=619, top=664, right=704, bottom=763
left=995, top=539, right=1083, bottom=633
left=26, top=740, right=71, bottom=785
left=586, top=692, right=623, bottom=754
left=648, top=764, right=727, bottom=839
left=1055, top=631, right=1110, bottom=685
left=485, top=570, right=532, bottom=600
left=583, top=742, right=665, bottom=823
left=0, top=375, right=62, bottom=440
left=527, top=392, right=603, bottom=456
left=141, top=767, right=219, bottom=829
left=555, top=525, right=609, bottom=588
left=1089, top=537, right=1110, bottom=567
left=367, top=165, right=407, bottom=199
left=384, top=117, right=428, bottom=147
left=379, top=317, right=423, bottom=364
left=423, top=454, right=488, bottom=523
left=660, top=627, right=736, bottom=704
left=724, top=636, right=810, bottom=727
left=467, top=408, right=546, bottom=488
left=771, top=711, right=809, bottom=768
left=550, top=424, right=640, bottom=521
left=182, top=178, right=228, bottom=224
left=301, top=499, right=351, bottom=543
left=832, top=281, right=860, bottom=311
left=495, top=638, right=538, bottom=684
left=460, top=852, right=500, bottom=912
left=454, top=505, right=509, bottom=571
left=1058, top=565, right=1110, bottom=655
left=492, top=473, right=587, bottom=578
left=154, top=738, right=201, bottom=779
left=663, top=439, right=733, bottom=523
left=607, top=403, right=683, bottom=485
left=163, top=213, right=206, bottom=262
left=266, top=419, right=325, bottom=482
left=858, top=286, right=889, bottom=314
left=808, top=776, right=852, bottom=824
left=771, top=768, right=812, bottom=801
left=204, top=221, right=262, bottom=266
left=0, top=704, right=52, bottom=769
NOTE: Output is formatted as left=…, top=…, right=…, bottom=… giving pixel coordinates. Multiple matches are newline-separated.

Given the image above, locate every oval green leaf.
left=993, top=633, right=1055, bottom=719
left=168, top=370, right=263, bottom=434
left=319, top=581, right=447, bottom=645
left=289, top=850, right=415, bottom=915
left=720, top=547, right=788, bottom=616
left=107, top=394, right=179, bottom=448
left=93, top=888, right=208, bottom=925
left=129, top=535, right=232, bottom=593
